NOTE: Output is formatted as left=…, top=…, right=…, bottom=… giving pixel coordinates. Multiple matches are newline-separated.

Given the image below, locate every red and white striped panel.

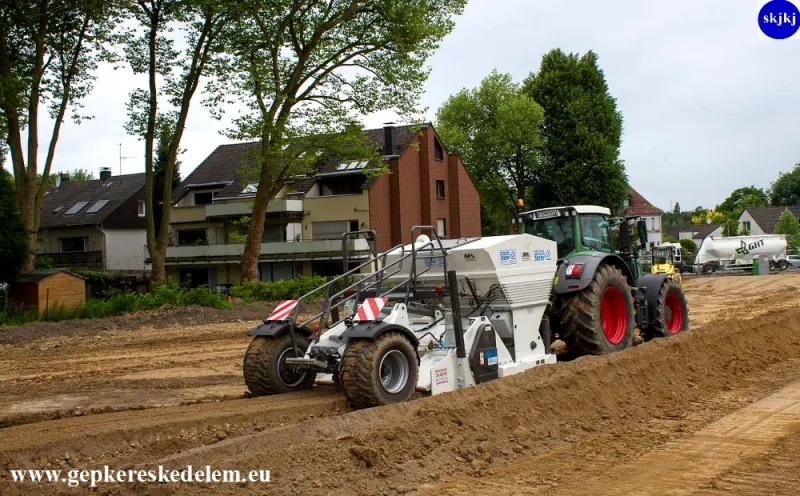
left=354, top=297, right=389, bottom=321
left=267, top=300, right=298, bottom=321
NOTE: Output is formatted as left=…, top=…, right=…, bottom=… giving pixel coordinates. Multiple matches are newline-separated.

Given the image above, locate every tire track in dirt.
left=2, top=276, right=800, bottom=495
left=692, top=429, right=800, bottom=495
left=554, top=380, right=800, bottom=495
left=0, top=305, right=788, bottom=495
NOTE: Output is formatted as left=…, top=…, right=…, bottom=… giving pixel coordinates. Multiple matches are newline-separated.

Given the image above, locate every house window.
left=436, top=180, right=445, bottom=199
left=319, top=176, right=365, bottom=196
left=437, top=218, right=446, bottom=237
left=742, top=221, right=751, bottom=232
left=137, top=200, right=146, bottom=217
left=194, top=191, right=214, bottom=205
left=60, top=236, right=87, bottom=253
left=434, top=138, right=444, bottom=161
left=177, top=229, right=208, bottom=246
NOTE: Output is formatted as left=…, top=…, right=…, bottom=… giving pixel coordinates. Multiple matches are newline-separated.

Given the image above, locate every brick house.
left=162, top=123, right=481, bottom=287
left=620, top=187, right=663, bottom=246
left=37, top=169, right=150, bottom=274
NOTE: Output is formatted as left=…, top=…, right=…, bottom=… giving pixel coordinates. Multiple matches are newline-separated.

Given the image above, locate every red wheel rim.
left=600, top=286, right=627, bottom=344
left=665, top=293, right=683, bottom=334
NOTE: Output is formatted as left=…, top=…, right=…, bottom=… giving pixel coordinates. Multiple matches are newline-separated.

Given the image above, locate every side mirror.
left=637, top=220, right=648, bottom=247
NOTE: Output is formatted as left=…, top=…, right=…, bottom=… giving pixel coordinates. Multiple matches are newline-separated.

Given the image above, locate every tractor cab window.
left=579, top=214, right=613, bottom=253
left=526, top=216, right=575, bottom=259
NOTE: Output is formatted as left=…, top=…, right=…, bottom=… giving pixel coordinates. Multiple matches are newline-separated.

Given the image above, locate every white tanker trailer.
left=695, top=234, right=788, bottom=271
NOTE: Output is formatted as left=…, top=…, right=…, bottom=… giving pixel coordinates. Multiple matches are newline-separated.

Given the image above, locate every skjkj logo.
left=759, top=0, right=800, bottom=39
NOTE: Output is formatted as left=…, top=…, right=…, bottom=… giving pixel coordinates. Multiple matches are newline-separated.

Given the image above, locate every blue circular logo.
left=759, top=0, right=800, bottom=39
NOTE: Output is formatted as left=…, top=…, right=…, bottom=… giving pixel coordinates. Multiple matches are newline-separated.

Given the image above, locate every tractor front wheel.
left=243, top=334, right=316, bottom=396
left=647, top=280, right=689, bottom=338
left=340, top=332, right=418, bottom=409
left=561, top=264, right=635, bottom=355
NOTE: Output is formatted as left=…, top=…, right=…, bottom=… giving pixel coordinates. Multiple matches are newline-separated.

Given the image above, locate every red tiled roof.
left=622, top=187, right=662, bottom=216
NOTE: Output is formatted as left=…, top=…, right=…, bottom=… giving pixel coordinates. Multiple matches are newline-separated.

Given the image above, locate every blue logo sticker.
left=499, top=249, right=517, bottom=265
left=759, top=0, right=799, bottom=39
left=533, top=249, right=552, bottom=262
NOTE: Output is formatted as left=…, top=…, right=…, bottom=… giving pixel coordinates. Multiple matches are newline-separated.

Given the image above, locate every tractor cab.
left=521, top=205, right=649, bottom=281
left=522, top=205, right=614, bottom=259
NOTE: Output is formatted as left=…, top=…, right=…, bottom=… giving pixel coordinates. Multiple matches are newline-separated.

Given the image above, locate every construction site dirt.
left=1, top=274, right=800, bottom=495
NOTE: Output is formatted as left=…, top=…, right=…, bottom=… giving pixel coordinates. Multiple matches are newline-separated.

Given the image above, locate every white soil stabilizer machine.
left=244, top=206, right=689, bottom=409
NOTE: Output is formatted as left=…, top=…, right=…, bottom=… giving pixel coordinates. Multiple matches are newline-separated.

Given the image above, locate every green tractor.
left=520, top=205, right=689, bottom=355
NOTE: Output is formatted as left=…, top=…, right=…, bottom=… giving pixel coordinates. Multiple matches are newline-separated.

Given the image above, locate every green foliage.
left=717, top=186, right=768, bottom=214
left=0, top=168, right=28, bottom=282
left=770, top=162, right=800, bottom=206
left=716, top=186, right=768, bottom=236
left=522, top=49, right=628, bottom=210
left=0, top=285, right=231, bottom=326
left=225, top=0, right=466, bottom=279
left=678, top=238, right=697, bottom=254
left=0, top=1, right=118, bottom=273
left=228, top=277, right=328, bottom=302
left=773, top=208, right=800, bottom=253
left=34, top=255, right=54, bottom=270
left=37, top=168, right=97, bottom=186
left=436, top=71, right=545, bottom=235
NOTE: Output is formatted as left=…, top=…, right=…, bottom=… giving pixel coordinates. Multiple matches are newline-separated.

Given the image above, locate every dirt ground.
left=1, top=273, right=800, bottom=495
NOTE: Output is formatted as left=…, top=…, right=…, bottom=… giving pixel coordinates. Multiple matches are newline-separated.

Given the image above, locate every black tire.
left=243, top=334, right=316, bottom=396
left=340, top=332, right=418, bottom=409
left=780, top=259, right=790, bottom=270
left=561, top=264, right=635, bottom=355
left=646, top=280, right=689, bottom=339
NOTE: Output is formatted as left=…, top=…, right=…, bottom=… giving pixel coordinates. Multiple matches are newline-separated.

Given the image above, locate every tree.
left=227, top=0, right=467, bottom=281
left=0, top=167, right=28, bottom=282
left=770, top=162, right=800, bottom=207
left=691, top=209, right=725, bottom=225
left=0, top=1, right=116, bottom=272
left=152, top=122, right=181, bottom=241
left=717, top=186, right=768, bottom=214
left=522, top=49, right=628, bottom=209
left=123, top=0, right=233, bottom=283
left=717, top=186, right=768, bottom=236
left=436, top=71, right=544, bottom=235
left=678, top=238, right=697, bottom=254
left=38, top=168, right=96, bottom=186
left=774, top=208, right=800, bottom=253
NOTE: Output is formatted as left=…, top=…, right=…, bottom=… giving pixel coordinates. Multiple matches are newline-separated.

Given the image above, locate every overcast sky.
left=14, top=0, right=800, bottom=212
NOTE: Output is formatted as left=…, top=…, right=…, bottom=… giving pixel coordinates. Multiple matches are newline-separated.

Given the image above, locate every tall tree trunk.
left=240, top=187, right=270, bottom=282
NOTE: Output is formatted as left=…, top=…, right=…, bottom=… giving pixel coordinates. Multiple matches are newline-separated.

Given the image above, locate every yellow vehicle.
left=651, top=244, right=682, bottom=284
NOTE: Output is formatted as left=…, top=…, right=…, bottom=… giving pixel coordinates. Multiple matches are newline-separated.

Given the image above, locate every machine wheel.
left=561, top=264, right=635, bottom=355
left=646, top=280, right=689, bottom=338
left=779, top=259, right=790, bottom=270
left=243, top=334, right=316, bottom=396
left=340, top=332, right=418, bottom=409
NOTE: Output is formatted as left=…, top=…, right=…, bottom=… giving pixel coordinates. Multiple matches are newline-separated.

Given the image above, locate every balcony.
left=40, top=251, right=103, bottom=268
left=171, top=199, right=304, bottom=223
left=150, top=239, right=372, bottom=265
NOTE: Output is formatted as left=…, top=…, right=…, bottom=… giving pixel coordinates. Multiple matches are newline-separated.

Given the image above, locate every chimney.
left=383, top=122, right=395, bottom=156
left=99, top=167, right=112, bottom=180
left=58, top=173, right=70, bottom=186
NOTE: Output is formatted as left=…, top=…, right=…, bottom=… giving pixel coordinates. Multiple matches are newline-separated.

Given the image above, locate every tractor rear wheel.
left=340, top=332, right=418, bottom=409
left=561, top=264, right=635, bottom=355
left=243, top=334, right=316, bottom=396
left=646, top=280, right=689, bottom=338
